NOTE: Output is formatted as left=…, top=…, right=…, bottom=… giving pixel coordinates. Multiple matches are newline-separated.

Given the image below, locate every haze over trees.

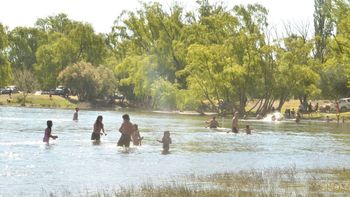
left=0, top=0, right=350, bottom=114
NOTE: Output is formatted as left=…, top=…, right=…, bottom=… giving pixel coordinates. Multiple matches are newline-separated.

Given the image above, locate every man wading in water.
left=117, top=114, right=135, bottom=150
left=228, top=112, right=239, bottom=133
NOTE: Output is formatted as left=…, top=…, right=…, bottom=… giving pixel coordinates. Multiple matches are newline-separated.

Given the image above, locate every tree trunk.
left=277, top=96, right=287, bottom=111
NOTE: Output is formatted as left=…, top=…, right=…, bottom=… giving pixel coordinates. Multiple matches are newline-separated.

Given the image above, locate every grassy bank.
left=1, top=95, right=350, bottom=121
left=41, top=167, right=350, bottom=197
left=0, top=93, right=76, bottom=108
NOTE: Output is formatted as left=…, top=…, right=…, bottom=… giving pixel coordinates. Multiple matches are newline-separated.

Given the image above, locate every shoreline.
left=1, top=94, right=349, bottom=120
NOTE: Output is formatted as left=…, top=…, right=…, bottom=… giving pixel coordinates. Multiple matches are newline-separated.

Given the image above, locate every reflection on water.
left=0, top=106, right=350, bottom=195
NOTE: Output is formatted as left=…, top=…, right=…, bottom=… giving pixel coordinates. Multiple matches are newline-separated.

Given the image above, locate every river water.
left=0, top=106, right=349, bottom=195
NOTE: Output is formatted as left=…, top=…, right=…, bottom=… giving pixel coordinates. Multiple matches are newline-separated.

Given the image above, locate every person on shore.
left=158, top=131, right=172, bottom=154
left=43, top=120, right=58, bottom=145
left=131, top=124, right=143, bottom=146
left=91, top=115, right=106, bottom=142
left=337, top=114, right=340, bottom=123
left=117, top=114, right=135, bottom=149
left=205, top=116, right=219, bottom=128
left=308, top=102, right=313, bottom=113
left=314, top=103, right=319, bottom=112
left=73, top=108, right=79, bottom=121
left=245, top=125, right=252, bottom=135
left=336, top=101, right=340, bottom=115
left=291, top=108, right=296, bottom=118
left=295, top=111, right=301, bottom=123
left=228, top=112, right=239, bottom=133
left=343, top=116, right=345, bottom=123
left=326, top=115, right=331, bottom=122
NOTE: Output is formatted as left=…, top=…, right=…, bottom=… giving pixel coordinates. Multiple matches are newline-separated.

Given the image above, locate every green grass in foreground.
left=41, top=167, right=350, bottom=197
left=0, top=94, right=76, bottom=108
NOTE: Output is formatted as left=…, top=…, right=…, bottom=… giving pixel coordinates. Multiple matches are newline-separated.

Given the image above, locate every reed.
left=40, top=167, right=350, bottom=197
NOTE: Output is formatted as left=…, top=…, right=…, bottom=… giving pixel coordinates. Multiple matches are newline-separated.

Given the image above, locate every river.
left=0, top=106, right=349, bottom=195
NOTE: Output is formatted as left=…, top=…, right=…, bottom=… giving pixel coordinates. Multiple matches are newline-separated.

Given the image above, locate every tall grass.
left=38, top=167, right=350, bottom=197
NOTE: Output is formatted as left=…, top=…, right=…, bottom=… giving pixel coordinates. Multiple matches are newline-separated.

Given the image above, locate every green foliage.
left=58, top=61, right=116, bottom=101
left=150, top=78, right=178, bottom=109
left=13, top=69, right=39, bottom=105
left=0, top=23, right=12, bottom=87
left=34, top=33, right=76, bottom=89
left=8, top=27, right=47, bottom=70
left=33, top=14, right=107, bottom=89
left=2, top=1, right=350, bottom=109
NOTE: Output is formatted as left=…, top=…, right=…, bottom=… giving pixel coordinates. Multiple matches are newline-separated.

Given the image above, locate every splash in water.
left=262, top=112, right=284, bottom=122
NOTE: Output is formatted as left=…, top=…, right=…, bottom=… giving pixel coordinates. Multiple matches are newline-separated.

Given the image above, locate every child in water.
left=245, top=125, right=252, bottom=135
left=73, top=107, right=79, bottom=121
left=131, top=124, right=143, bottom=146
left=158, top=131, right=172, bottom=154
left=91, top=115, right=106, bottom=142
left=43, top=120, right=58, bottom=145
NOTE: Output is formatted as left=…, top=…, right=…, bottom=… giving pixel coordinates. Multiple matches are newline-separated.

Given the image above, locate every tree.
left=319, top=0, right=350, bottom=98
left=35, top=13, right=72, bottom=34
left=8, top=27, right=47, bottom=70
left=313, top=0, right=333, bottom=63
left=34, top=14, right=108, bottom=89
left=0, top=23, right=12, bottom=87
left=58, top=61, right=116, bottom=101
left=34, top=33, right=76, bottom=89
left=68, top=22, right=107, bottom=65
left=14, top=69, right=39, bottom=106
left=150, top=78, right=178, bottom=109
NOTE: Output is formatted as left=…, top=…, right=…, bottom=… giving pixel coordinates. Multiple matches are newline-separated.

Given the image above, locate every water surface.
left=0, top=106, right=349, bottom=195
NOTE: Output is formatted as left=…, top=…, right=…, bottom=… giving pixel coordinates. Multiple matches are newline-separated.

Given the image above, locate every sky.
left=0, top=0, right=314, bottom=34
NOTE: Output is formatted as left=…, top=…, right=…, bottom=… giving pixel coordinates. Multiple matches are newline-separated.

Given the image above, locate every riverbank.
left=41, top=167, right=350, bottom=196
left=1, top=94, right=350, bottom=120
left=0, top=93, right=117, bottom=110
left=0, top=94, right=76, bottom=108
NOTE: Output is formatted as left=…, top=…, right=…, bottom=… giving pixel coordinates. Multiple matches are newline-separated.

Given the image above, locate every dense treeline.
left=0, top=0, right=350, bottom=114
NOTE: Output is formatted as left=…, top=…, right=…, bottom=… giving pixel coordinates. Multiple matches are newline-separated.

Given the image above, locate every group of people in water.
left=205, top=112, right=252, bottom=134
left=42, top=109, right=172, bottom=154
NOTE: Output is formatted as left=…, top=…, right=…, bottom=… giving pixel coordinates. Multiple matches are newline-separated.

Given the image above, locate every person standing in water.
left=117, top=114, right=135, bottom=148
left=73, top=108, right=79, bottom=121
left=158, top=131, right=172, bottom=154
left=245, top=125, right=252, bottom=135
left=228, top=112, right=239, bottom=133
left=91, top=115, right=106, bottom=142
left=43, top=120, right=58, bottom=145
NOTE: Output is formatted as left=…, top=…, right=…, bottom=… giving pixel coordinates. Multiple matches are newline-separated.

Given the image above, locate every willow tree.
left=109, top=2, right=187, bottom=106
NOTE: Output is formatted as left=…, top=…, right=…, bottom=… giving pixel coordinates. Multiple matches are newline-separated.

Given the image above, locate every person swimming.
left=205, top=116, right=219, bottom=128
